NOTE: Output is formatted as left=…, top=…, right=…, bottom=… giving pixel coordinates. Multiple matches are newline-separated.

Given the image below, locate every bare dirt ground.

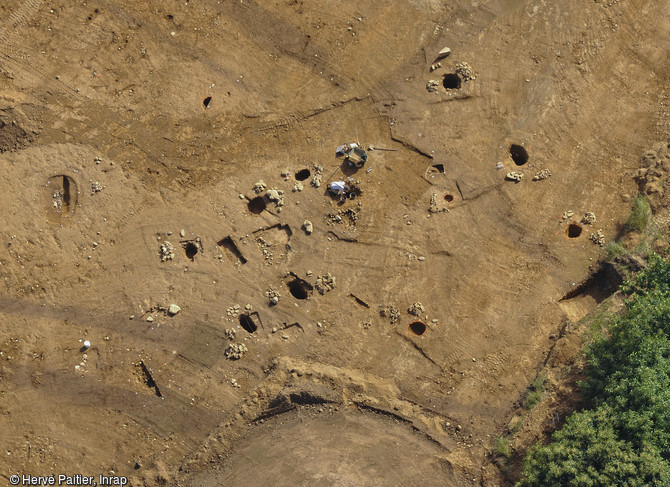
left=0, top=0, right=668, bottom=485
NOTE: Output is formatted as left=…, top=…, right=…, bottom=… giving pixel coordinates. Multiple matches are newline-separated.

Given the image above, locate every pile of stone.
left=266, top=288, right=281, bottom=305
left=159, top=241, right=175, bottom=261
left=315, top=273, right=336, bottom=295
left=408, top=302, right=425, bottom=317
left=379, top=305, right=400, bottom=324
left=292, top=182, right=303, bottom=192
left=590, top=230, right=605, bottom=246
left=52, top=190, right=63, bottom=211
left=226, top=304, right=241, bottom=317
left=505, top=172, right=524, bottom=182
left=311, top=165, right=324, bottom=188
left=91, top=181, right=103, bottom=194
left=426, top=80, right=440, bottom=92
left=225, top=343, right=248, bottom=360
left=562, top=210, right=574, bottom=219
left=266, top=188, right=284, bottom=207
left=581, top=212, right=597, bottom=225
left=225, top=328, right=236, bottom=340
left=253, top=180, right=267, bottom=194
left=532, top=169, right=552, bottom=181
left=455, top=62, right=477, bottom=82
left=302, top=220, right=313, bottom=235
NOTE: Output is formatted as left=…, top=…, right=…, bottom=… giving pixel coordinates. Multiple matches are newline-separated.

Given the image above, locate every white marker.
left=83, top=340, right=91, bottom=350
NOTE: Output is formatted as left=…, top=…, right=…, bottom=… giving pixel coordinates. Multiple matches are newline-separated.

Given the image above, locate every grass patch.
left=493, top=436, right=511, bottom=458
left=522, top=373, right=548, bottom=410
left=606, top=241, right=627, bottom=258
left=625, top=194, right=651, bottom=232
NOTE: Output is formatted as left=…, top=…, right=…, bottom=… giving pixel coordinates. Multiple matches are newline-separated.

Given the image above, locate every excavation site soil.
left=1, top=1, right=669, bottom=485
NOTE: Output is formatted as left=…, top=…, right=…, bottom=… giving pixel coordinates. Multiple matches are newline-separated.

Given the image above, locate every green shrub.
left=522, top=373, right=548, bottom=410
left=494, top=436, right=511, bottom=458
left=625, top=194, right=652, bottom=232
left=517, top=256, right=670, bottom=486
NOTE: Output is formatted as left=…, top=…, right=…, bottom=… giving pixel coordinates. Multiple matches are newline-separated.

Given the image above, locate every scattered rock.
left=532, top=169, right=552, bottom=181
left=581, top=212, right=597, bottom=225
left=315, top=273, right=336, bottom=295
left=379, top=305, right=400, bottom=324
left=408, top=302, right=425, bottom=317
left=253, top=180, right=267, bottom=194
left=590, top=229, right=605, bottom=246
left=224, top=343, right=248, bottom=360
left=180, top=229, right=185, bottom=237
left=430, top=62, right=442, bottom=72
left=146, top=316, right=154, bottom=322
left=562, top=210, right=574, bottom=219
left=505, top=172, right=524, bottom=182
left=168, top=304, right=181, bottom=316
left=159, top=241, right=176, bottom=262
left=302, top=220, right=314, bottom=235
left=292, top=182, right=304, bottom=192
left=266, top=288, right=281, bottom=305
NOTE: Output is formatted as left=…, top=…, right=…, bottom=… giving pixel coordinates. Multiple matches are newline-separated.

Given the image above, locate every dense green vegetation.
left=517, top=255, right=670, bottom=486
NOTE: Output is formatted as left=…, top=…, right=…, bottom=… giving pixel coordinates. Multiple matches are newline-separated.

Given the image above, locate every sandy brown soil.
left=0, top=0, right=669, bottom=485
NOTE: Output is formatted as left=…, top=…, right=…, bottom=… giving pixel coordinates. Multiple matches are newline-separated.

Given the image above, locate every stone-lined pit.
left=510, top=144, right=529, bottom=166
left=442, top=73, right=462, bottom=90
left=288, top=277, right=312, bottom=300
left=248, top=196, right=267, bottom=214
left=408, top=321, right=427, bottom=336
left=566, top=223, right=583, bottom=238
left=295, top=169, right=311, bottom=181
